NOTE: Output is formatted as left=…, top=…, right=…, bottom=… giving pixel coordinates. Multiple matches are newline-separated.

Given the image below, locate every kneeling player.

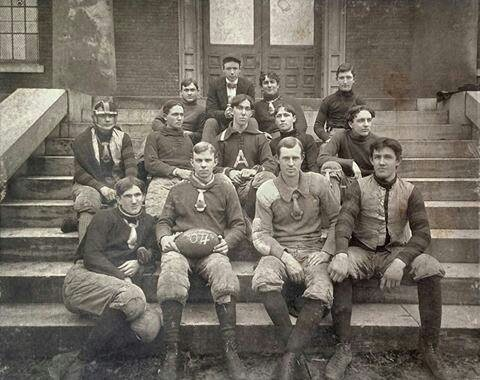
left=49, top=177, right=161, bottom=379
left=156, top=142, right=247, bottom=380
left=326, top=138, right=446, bottom=380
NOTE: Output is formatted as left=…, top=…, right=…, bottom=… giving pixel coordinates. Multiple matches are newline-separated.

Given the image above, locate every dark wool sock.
left=215, top=298, right=237, bottom=337
left=261, top=291, right=293, bottom=345
left=417, top=275, right=443, bottom=347
left=331, top=278, right=353, bottom=343
left=161, top=300, right=184, bottom=345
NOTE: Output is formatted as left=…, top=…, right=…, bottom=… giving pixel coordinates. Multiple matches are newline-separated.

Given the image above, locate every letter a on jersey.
left=233, top=149, right=249, bottom=168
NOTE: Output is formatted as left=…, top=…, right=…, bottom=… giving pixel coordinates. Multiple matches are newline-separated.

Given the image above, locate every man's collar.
left=373, top=174, right=397, bottom=190
left=226, top=78, right=239, bottom=85
left=273, top=171, right=310, bottom=202
left=220, top=120, right=262, bottom=140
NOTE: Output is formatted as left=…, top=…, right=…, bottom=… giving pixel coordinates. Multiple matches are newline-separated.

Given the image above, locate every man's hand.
left=174, top=168, right=192, bottom=180
left=240, top=168, right=257, bottom=179
left=183, top=130, right=194, bottom=137
left=328, top=253, right=350, bottom=282
left=136, top=247, right=152, bottom=265
left=160, top=234, right=180, bottom=252
left=281, top=251, right=305, bottom=284
left=118, top=260, right=140, bottom=277
left=228, top=170, right=243, bottom=185
left=380, top=258, right=406, bottom=290
left=224, top=105, right=234, bottom=119
left=212, top=236, right=229, bottom=255
left=307, top=251, right=331, bottom=267
left=100, top=186, right=116, bottom=202
left=352, top=162, right=362, bottom=179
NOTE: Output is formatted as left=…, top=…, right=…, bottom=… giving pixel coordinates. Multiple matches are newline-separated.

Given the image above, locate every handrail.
left=465, top=91, right=480, bottom=131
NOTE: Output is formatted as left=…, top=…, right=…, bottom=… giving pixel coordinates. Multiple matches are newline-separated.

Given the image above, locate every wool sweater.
left=144, top=124, right=193, bottom=177
left=335, top=175, right=431, bottom=265
left=317, top=129, right=378, bottom=177
left=75, top=207, right=156, bottom=280
left=270, top=129, right=319, bottom=173
left=156, top=174, right=246, bottom=249
left=254, top=94, right=307, bottom=134
left=73, top=127, right=137, bottom=190
left=313, top=90, right=366, bottom=140
left=216, top=121, right=277, bottom=175
left=253, top=172, right=340, bottom=258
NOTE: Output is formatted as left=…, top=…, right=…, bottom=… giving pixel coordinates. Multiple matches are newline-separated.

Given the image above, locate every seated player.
left=251, top=137, right=340, bottom=379
left=68, top=100, right=137, bottom=241
left=317, top=105, right=379, bottom=179
left=254, top=72, right=307, bottom=136
left=269, top=102, right=319, bottom=173
left=156, top=142, right=247, bottom=380
left=313, top=63, right=366, bottom=142
left=216, top=94, right=277, bottom=219
left=49, top=177, right=161, bottom=380
left=326, top=138, right=446, bottom=380
left=144, top=100, right=193, bottom=217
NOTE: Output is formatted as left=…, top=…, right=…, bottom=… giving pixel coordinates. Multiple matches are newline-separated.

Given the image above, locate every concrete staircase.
left=0, top=100, right=479, bottom=359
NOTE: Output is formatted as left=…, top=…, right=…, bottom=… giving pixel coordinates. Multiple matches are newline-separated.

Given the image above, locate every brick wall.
left=113, top=0, right=179, bottom=96
left=0, top=0, right=52, bottom=93
left=345, top=0, right=415, bottom=98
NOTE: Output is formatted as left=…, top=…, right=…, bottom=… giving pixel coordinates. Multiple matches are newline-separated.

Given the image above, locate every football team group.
left=48, top=58, right=446, bottom=380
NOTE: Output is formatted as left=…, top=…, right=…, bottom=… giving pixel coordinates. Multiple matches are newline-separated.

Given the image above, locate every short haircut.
left=115, top=176, right=146, bottom=196
left=346, top=105, right=376, bottom=125
left=274, top=102, right=296, bottom=117
left=230, top=94, right=254, bottom=108
left=193, top=141, right=216, bottom=156
left=336, top=63, right=355, bottom=78
left=162, top=99, right=184, bottom=115
left=222, top=56, right=241, bottom=67
left=370, top=137, right=403, bottom=160
left=180, top=78, right=199, bottom=90
left=259, top=71, right=281, bottom=86
left=276, top=136, right=304, bottom=157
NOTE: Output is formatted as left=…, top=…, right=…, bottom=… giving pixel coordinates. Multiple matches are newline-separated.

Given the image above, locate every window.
left=0, top=0, right=39, bottom=62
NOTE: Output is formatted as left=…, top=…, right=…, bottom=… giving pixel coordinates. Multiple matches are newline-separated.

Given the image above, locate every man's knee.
left=202, top=118, right=221, bottom=143
left=202, top=253, right=240, bottom=301
left=130, top=304, right=162, bottom=343
left=252, top=256, right=285, bottom=293
left=410, top=254, right=446, bottom=281
left=157, top=251, right=190, bottom=304
left=252, top=171, right=276, bottom=189
left=73, top=186, right=102, bottom=213
left=111, top=283, right=147, bottom=321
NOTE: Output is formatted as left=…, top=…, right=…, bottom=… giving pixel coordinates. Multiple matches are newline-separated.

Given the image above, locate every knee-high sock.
left=417, top=275, right=442, bottom=347
left=261, top=291, right=293, bottom=346
left=331, top=278, right=353, bottom=343
left=78, top=212, right=94, bottom=242
left=286, top=298, right=329, bottom=353
left=79, top=308, right=130, bottom=362
left=215, top=298, right=237, bottom=341
left=161, top=300, right=184, bottom=346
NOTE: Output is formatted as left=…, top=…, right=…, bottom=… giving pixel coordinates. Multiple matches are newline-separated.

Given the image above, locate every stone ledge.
left=0, top=63, right=44, bottom=73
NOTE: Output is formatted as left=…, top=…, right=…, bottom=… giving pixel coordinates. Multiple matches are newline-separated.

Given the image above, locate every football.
left=175, top=228, right=220, bottom=258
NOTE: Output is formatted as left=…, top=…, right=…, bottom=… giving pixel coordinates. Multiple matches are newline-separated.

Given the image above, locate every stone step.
left=24, top=155, right=480, bottom=178
left=66, top=122, right=470, bottom=141
left=2, top=200, right=477, bottom=229
left=43, top=137, right=480, bottom=158
left=0, top=261, right=477, bottom=306
left=0, top=302, right=478, bottom=358
left=8, top=176, right=479, bottom=201
left=1, top=228, right=477, bottom=264
left=82, top=109, right=449, bottom=125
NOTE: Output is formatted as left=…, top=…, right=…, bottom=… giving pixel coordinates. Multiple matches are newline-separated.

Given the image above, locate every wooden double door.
left=203, top=0, right=323, bottom=98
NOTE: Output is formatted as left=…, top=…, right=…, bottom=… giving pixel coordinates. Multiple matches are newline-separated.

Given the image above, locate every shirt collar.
left=273, top=171, right=310, bottom=202
left=226, top=78, right=239, bottom=85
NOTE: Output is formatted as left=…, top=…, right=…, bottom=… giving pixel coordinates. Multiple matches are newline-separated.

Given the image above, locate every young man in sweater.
left=49, top=177, right=161, bottom=380
left=156, top=142, right=247, bottom=380
left=269, top=103, right=319, bottom=173
left=144, top=100, right=193, bottom=217
left=325, top=138, right=446, bottom=380
left=71, top=100, right=137, bottom=241
left=202, top=55, right=256, bottom=147
left=254, top=72, right=307, bottom=136
left=251, top=136, right=340, bottom=380
left=216, top=94, right=277, bottom=219
left=314, top=63, right=366, bottom=142
left=317, top=105, right=379, bottom=179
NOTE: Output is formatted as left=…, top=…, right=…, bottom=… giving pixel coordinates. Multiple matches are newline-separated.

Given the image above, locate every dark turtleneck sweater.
left=270, top=128, right=319, bottom=173
left=317, top=129, right=378, bottom=177
left=75, top=207, right=156, bottom=279
left=144, top=124, right=193, bottom=177
left=314, top=89, right=366, bottom=141
left=156, top=173, right=246, bottom=250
